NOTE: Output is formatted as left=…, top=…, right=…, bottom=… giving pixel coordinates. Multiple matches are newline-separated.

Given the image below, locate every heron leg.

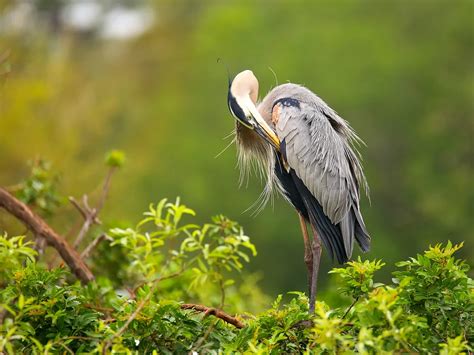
left=309, top=224, right=322, bottom=314
left=298, top=213, right=313, bottom=307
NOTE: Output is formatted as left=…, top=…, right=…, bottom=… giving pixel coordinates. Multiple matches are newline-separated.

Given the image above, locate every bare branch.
left=80, top=233, right=112, bottom=259
left=68, top=196, right=87, bottom=220
left=0, top=187, right=94, bottom=283
left=96, top=167, right=115, bottom=214
left=181, top=304, right=245, bottom=329
left=70, top=195, right=102, bottom=249
left=73, top=214, right=94, bottom=249
left=70, top=167, right=114, bottom=250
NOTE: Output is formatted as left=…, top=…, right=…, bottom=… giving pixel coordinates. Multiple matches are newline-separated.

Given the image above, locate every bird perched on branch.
left=226, top=70, right=370, bottom=313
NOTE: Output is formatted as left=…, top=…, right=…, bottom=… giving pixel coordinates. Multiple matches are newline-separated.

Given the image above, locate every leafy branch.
left=0, top=156, right=471, bottom=354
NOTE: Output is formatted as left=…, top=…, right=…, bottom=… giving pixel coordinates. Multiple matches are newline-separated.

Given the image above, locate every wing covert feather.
left=275, top=101, right=354, bottom=224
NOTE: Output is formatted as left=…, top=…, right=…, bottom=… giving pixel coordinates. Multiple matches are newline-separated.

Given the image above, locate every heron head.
left=227, top=70, right=280, bottom=148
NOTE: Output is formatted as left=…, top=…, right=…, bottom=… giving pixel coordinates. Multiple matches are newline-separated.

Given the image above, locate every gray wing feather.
left=275, top=99, right=370, bottom=258
left=276, top=101, right=353, bottom=224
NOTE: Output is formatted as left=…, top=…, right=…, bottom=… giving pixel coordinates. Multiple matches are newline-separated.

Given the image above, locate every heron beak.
left=244, top=98, right=280, bottom=149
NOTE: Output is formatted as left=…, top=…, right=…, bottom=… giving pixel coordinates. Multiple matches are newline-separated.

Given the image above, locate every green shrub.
left=0, top=200, right=472, bottom=353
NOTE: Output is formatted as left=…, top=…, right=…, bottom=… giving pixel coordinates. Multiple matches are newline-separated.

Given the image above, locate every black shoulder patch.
left=273, top=97, right=300, bottom=110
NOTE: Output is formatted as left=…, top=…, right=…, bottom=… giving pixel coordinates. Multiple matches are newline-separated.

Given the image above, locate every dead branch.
left=70, top=195, right=101, bottom=249
left=68, top=196, right=87, bottom=220
left=80, top=233, right=111, bottom=259
left=96, top=167, right=115, bottom=214
left=181, top=304, right=245, bottom=329
left=0, top=187, right=94, bottom=284
left=70, top=167, right=115, bottom=249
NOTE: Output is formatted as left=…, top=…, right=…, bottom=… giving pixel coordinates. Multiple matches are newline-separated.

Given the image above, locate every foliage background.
left=0, top=0, right=473, bottom=298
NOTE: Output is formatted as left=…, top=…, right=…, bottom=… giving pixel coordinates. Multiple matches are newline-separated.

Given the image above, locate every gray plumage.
left=250, top=84, right=369, bottom=260
left=228, top=70, right=370, bottom=264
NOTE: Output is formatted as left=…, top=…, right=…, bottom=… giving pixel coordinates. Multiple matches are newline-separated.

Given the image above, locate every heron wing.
left=274, top=98, right=370, bottom=260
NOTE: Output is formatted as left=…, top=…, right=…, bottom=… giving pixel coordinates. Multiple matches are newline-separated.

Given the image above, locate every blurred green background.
left=0, top=0, right=472, bottom=298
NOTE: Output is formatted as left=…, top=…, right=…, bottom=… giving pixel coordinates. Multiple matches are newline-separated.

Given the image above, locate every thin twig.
left=0, top=187, right=94, bottom=283
left=131, top=268, right=185, bottom=296
left=68, top=196, right=87, bottom=220
left=80, top=233, right=111, bottom=259
left=70, top=167, right=114, bottom=250
left=73, top=215, right=94, bottom=249
left=58, top=342, right=74, bottom=355
left=96, top=167, right=115, bottom=214
left=343, top=296, right=359, bottom=319
left=181, top=304, right=245, bottom=329
left=102, top=271, right=182, bottom=353
left=102, top=281, right=159, bottom=354
left=72, top=195, right=101, bottom=249
left=191, top=319, right=217, bottom=353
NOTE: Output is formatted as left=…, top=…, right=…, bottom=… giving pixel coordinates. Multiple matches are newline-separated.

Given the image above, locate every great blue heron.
left=226, top=70, right=370, bottom=313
